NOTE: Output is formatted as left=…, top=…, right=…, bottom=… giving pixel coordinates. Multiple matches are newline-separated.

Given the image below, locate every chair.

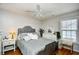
left=61, top=38, right=74, bottom=53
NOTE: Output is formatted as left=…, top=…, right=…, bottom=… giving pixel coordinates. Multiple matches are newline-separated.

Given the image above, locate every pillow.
left=18, top=34, right=22, bottom=40
left=23, top=36, right=31, bottom=41
left=43, top=33, right=57, bottom=41
left=18, top=33, right=38, bottom=40
left=27, top=33, right=38, bottom=40
left=18, top=33, right=28, bottom=40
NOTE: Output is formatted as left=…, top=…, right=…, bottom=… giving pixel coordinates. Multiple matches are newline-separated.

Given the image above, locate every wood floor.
left=4, top=48, right=22, bottom=55
left=56, top=48, right=79, bottom=55
left=4, top=48, right=79, bottom=55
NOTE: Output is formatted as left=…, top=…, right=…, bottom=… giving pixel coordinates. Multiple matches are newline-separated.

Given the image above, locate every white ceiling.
left=0, top=3, right=79, bottom=19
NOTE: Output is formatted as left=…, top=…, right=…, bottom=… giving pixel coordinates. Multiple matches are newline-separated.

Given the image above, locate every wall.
left=41, top=17, right=59, bottom=33
left=42, top=10, right=79, bottom=52
left=0, top=9, right=41, bottom=34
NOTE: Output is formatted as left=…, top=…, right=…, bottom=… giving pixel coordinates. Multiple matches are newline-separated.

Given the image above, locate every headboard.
left=18, top=26, right=35, bottom=35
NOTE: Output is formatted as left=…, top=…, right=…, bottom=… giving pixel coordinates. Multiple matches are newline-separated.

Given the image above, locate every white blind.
left=61, top=19, right=77, bottom=39
left=61, top=19, right=77, bottom=30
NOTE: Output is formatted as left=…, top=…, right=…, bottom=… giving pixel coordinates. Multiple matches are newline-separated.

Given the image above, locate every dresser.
left=2, top=39, right=16, bottom=54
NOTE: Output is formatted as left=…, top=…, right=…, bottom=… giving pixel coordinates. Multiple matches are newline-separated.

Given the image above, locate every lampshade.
left=9, top=32, right=16, bottom=39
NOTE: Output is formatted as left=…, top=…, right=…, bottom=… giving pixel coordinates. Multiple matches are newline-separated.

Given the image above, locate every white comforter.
left=17, top=38, right=54, bottom=55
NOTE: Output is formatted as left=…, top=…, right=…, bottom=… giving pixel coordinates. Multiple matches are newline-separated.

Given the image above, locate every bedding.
left=17, top=37, right=55, bottom=55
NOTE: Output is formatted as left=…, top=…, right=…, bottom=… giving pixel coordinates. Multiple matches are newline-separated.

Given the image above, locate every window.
left=61, top=19, right=77, bottom=40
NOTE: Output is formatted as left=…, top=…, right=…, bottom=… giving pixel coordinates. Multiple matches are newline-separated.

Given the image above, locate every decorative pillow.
left=23, top=36, right=31, bottom=41
left=43, top=33, right=57, bottom=41
left=18, top=33, right=28, bottom=40
left=27, top=33, right=38, bottom=40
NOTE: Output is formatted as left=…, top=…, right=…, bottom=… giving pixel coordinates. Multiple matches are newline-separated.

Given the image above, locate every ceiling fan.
left=25, top=4, right=55, bottom=18
left=25, top=4, right=50, bottom=18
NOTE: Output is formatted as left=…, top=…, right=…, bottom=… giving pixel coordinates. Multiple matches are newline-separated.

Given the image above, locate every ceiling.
left=0, top=3, right=79, bottom=20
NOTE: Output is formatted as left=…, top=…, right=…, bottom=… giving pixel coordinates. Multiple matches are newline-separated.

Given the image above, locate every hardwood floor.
left=56, top=48, right=79, bottom=55
left=4, top=48, right=79, bottom=55
left=4, top=48, right=22, bottom=55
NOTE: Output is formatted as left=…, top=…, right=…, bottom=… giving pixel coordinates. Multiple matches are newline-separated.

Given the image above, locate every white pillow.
left=27, top=33, right=38, bottom=40
left=18, top=33, right=28, bottom=40
left=23, top=36, right=31, bottom=41
left=43, top=33, right=57, bottom=41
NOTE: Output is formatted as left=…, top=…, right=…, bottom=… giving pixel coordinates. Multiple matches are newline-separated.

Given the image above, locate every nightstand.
left=2, top=39, right=16, bottom=54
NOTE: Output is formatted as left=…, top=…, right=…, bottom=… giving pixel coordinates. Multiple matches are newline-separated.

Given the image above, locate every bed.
left=16, top=26, right=58, bottom=55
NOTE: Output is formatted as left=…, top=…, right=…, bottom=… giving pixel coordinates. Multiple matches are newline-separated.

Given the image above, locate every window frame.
left=60, top=19, right=77, bottom=40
